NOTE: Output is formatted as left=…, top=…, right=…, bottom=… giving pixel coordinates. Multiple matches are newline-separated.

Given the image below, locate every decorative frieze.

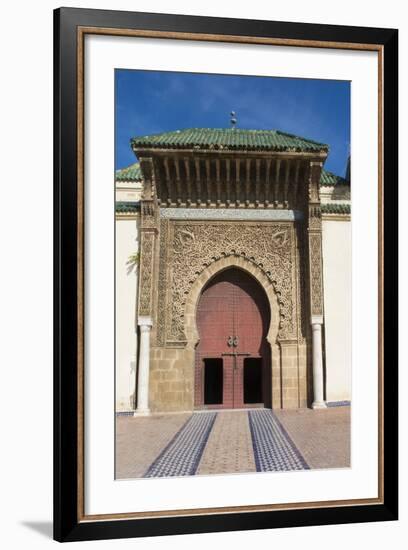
left=160, top=208, right=303, bottom=221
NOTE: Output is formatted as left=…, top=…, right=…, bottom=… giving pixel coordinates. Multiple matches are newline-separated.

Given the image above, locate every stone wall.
left=149, top=347, right=195, bottom=412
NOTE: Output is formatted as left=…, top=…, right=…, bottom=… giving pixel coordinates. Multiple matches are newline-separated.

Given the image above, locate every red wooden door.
left=195, top=268, right=270, bottom=409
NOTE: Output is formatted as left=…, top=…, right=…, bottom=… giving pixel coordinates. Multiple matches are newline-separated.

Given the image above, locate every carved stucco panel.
left=309, top=232, right=323, bottom=316
left=138, top=231, right=155, bottom=317
left=156, top=220, right=170, bottom=345
left=296, top=227, right=309, bottom=343
left=158, top=221, right=298, bottom=343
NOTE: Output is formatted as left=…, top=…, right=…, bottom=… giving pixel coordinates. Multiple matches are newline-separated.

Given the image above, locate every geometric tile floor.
left=144, top=412, right=217, bottom=478
left=116, top=406, right=350, bottom=479
left=248, top=410, right=309, bottom=472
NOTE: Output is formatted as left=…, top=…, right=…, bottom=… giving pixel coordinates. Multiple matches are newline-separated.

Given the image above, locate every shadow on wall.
left=20, top=521, right=53, bottom=539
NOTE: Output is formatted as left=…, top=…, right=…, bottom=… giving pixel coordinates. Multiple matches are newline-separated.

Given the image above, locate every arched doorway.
left=194, top=268, right=271, bottom=409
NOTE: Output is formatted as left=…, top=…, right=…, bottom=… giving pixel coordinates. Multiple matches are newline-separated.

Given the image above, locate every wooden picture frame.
left=54, top=7, right=398, bottom=542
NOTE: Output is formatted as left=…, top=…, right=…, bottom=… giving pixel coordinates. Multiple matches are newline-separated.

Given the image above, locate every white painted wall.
left=116, top=180, right=143, bottom=202
left=322, top=219, right=352, bottom=402
left=115, top=216, right=140, bottom=411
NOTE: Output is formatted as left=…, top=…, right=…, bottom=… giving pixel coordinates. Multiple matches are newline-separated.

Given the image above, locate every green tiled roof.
left=131, top=128, right=328, bottom=152
left=115, top=201, right=140, bottom=213
left=321, top=203, right=350, bottom=214
left=320, top=169, right=348, bottom=186
left=115, top=163, right=143, bottom=182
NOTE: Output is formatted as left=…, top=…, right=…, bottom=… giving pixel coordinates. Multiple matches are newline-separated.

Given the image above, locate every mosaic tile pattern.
left=160, top=207, right=303, bottom=221
left=143, top=412, right=217, bottom=478
left=248, top=410, right=309, bottom=472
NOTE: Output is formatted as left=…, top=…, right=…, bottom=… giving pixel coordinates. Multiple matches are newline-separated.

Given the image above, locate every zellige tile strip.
left=249, top=409, right=309, bottom=472
left=144, top=412, right=217, bottom=478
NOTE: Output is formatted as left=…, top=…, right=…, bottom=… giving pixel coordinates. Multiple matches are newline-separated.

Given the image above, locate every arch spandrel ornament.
left=156, top=220, right=300, bottom=346
left=183, top=257, right=281, bottom=350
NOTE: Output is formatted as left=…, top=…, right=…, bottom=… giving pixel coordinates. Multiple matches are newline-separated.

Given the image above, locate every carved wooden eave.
left=133, top=148, right=328, bottom=211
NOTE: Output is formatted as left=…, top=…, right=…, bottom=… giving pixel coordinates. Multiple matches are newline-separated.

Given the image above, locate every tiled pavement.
left=116, top=406, right=350, bottom=479
left=115, top=412, right=190, bottom=479
left=144, top=412, right=217, bottom=478
left=249, top=410, right=309, bottom=471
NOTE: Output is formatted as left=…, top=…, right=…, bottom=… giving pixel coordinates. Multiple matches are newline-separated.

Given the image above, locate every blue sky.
left=115, top=70, right=350, bottom=176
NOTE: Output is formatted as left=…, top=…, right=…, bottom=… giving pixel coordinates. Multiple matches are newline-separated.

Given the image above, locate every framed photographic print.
left=54, top=7, right=398, bottom=542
